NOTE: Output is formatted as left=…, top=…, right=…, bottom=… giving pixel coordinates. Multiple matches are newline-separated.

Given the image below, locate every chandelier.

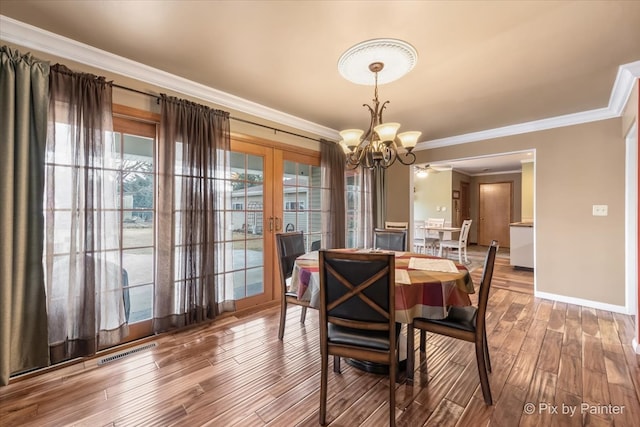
left=337, top=39, right=421, bottom=170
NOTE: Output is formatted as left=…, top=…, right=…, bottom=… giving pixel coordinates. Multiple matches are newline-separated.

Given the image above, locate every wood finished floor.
left=1, top=251, right=639, bottom=426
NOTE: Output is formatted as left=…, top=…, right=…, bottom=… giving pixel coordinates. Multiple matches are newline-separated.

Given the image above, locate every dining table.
left=419, top=225, right=461, bottom=241
left=289, top=248, right=475, bottom=375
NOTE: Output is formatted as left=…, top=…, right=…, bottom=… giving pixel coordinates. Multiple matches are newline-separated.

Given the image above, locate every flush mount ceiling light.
left=337, top=39, right=420, bottom=169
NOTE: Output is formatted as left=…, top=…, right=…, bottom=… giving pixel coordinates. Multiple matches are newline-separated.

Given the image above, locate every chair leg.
left=406, top=324, right=415, bottom=383
left=333, top=355, right=341, bottom=373
left=320, top=352, right=329, bottom=425
left=278, top=299, right=287, bottom=340
left=483, top=329, right=492, bottom=373
left=463, top=245, right=469, bottom=264
left=458, top=248, right=463, bottom=264
left=475, top=340, right=493, bottom=405
left=419, top=330, right=426, bottom=352
left=300, top=306, right=307, bottom=323
left=389, top=355, right=396, bottom=427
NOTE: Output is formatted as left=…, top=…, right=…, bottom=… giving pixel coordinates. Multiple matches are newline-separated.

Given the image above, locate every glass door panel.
left=222, top=140, right=274, bottom=309
left=282, top=159, right=322, bottom=251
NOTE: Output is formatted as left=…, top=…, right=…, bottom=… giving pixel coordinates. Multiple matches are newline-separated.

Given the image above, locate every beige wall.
left=521, top=161, right=534, bottom=222
left=413, top=170, right=452, bottom=224
left=387, top=118, right=626, bottom=307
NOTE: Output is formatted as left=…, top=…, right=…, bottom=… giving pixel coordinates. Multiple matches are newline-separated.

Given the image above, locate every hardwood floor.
left=1, top=251, right=639, bottom=426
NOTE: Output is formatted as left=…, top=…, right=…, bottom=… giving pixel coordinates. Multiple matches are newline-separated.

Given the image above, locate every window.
left=285, top=201, right=305, bottom=210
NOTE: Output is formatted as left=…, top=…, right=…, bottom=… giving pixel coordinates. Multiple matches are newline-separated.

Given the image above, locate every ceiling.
left=1, top=1, right=639, bottom=168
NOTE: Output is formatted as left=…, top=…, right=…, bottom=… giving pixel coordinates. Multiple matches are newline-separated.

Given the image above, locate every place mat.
left=395, top=269, right=411, bottom=284
left=408, top=257, right=458, bottom=273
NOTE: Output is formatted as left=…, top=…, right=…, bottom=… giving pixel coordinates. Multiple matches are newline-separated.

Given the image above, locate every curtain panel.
left=0, top=46, right=50, bottom=386
left=320, top=139, right=346, bottom=249
left=44, top=64, right=128, bottom=364
left=373, top=167, right=386, bottom=230
left=351, top=167, right=376, bottom=249
left=156, top=95, right=231, bottom=332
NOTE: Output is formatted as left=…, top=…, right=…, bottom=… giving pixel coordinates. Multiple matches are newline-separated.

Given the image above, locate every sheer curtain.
left=351, top=167, right=376, bottom=249
left=0, top=46, right=50, bottom=386
left=156, top=95, right=230, bottom=332
left=44, top=64, right=127, bottom=363
left=373, top=167, right=386, bottom=229
left=320, top=139, right=346, bottom=248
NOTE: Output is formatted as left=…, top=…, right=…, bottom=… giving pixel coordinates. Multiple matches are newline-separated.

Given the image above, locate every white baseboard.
left=534, top=291, right=629, bottom=314
left=633, top=338, right=640, bottom=355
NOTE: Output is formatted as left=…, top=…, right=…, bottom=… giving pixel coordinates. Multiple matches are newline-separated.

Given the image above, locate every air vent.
left=98, top=342, right=157, bottom=366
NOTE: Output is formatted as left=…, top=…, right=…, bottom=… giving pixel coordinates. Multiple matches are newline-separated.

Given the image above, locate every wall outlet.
left=592, top=205, right=608, bottom=216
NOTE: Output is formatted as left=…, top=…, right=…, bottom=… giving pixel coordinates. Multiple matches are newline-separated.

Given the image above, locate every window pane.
left=123, top=211, right=153, bottom=248
left=123, top=248, right=154, bottom=286
left=246, top=267, right=263, bottom=297
left=232, top=270, right=246, bottom=299
left=127, top=283, right=153, bottom=323
left=246, top=238, right=263, bottom=269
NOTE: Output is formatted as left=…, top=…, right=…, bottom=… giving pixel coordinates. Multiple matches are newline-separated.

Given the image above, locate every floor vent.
left=98, top=342, right=157, bottom=366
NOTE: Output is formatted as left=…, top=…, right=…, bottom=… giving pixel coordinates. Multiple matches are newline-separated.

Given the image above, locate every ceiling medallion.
left=338, top=38, right=418, bottom=85
left=337, top=39, right=420, bottom=169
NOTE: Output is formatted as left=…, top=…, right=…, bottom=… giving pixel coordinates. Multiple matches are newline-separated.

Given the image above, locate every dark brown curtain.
left=0, top=46, right=50, bottom=386
left=44, top=64, right=127, bottom=364
left=320, top=139, right=346, bottom=248
left=156, top=95, right=230, bottom=332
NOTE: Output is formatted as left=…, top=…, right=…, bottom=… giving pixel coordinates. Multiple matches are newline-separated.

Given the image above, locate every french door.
left=227, top=137, right=321, bottom=310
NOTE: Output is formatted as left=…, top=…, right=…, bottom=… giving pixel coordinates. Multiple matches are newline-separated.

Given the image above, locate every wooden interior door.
left=478, top=182, right=512, bottom=247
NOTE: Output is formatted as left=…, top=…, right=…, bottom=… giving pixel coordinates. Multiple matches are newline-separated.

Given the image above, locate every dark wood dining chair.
left=275, top=231, right=311, bottom=340
left=406, top=240, right=499, bottom=405
left=318, top=250, right=398, bottom=427
left=373, top=227, right=407, bottom=251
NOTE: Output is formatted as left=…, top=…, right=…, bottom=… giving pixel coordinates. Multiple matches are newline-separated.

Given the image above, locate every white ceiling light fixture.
left=337, top=38, right=421, bottom=169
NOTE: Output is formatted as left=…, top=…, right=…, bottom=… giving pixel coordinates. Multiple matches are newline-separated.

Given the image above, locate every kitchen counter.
left=510, top=222, right=534, bottom=269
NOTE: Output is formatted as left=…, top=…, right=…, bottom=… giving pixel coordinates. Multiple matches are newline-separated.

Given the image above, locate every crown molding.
left=0, top=15, right=340, bottom=141
left=419, top=60, right=640, bottom=150
left=1, top=15, right=637, bottom=148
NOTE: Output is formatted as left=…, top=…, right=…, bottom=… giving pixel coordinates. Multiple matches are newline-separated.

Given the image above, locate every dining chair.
left=422, top=218, right=445, bottom=255
left=384, top=221, right=409, bottom=230
left=406, top=240, right=499, bottom=405
left=275, top=231, right=311, bottom=340
left=373, top=228, right=407, bottom=251
left=318, top=250, right=398, bottom=426
left=439, top=219, right=472, bottom=263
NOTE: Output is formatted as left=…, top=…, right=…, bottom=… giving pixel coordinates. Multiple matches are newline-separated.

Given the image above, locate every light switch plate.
left=592, top=205, right=608, bottom=216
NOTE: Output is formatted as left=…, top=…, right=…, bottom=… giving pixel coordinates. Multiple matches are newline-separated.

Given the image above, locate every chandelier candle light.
left=337, top=39, right=421, bottom=169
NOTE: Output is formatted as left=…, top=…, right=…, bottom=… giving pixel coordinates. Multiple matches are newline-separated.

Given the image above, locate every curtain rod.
left=112, top=83, right=324, bottom=143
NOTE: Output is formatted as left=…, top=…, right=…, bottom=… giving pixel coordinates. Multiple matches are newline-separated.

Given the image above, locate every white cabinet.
left=510, top=223, right=533, bottom=269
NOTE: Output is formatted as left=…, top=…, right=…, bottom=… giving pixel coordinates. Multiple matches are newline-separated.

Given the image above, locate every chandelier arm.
left=347, top=145, right=366, bottom=167
left=379, top=100, right=390, bottom=123
left=395, top=150, right=417, bottom=166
